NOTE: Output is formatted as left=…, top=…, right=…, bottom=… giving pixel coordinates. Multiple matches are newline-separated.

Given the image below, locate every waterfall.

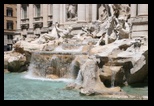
left=26, top=52, right=51, bottom=77
left=25, top=51, right=75, bottom=79
left=26, top=52, right=40, bottom=77
left=109, top=56, right=116, bottom=88
left=75, top=70, right=83, bottom=85
left=69, top=59, right=80, bottom=79
left=111, top=70, right=116, bottom=87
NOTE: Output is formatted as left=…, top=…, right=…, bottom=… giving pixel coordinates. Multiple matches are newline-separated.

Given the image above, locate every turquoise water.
left=4, top=72, right=148, bottom=100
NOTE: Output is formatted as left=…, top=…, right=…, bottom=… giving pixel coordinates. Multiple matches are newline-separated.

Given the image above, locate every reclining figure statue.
left=31, top=22, right=73, bottom=44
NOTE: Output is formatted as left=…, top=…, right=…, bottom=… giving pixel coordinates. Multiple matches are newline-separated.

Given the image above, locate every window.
left=7, top=35, right=13, bottom=40
left=7, top=21, right=13, bottom=30
left=22, top=5, right=27, bottom=19
left=6, top=8, right=13, bottom=17
left=35, top=4, right=40, bottom=17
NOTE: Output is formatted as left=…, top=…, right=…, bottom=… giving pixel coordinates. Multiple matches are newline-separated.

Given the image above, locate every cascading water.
left=25, top=50, right=77, bottom=81
left=111, top=70, right=116, bottom=88
left=69, top=59, right=80, bottom=79
left=75, top=70, right=83, bottom=85
left=109, top=56, right=116, bottom=88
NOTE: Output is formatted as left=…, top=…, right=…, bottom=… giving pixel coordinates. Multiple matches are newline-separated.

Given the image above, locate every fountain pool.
left=4, top=72, right=148, bottom=100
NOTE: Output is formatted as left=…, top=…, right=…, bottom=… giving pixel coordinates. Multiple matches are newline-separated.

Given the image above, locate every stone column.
left=17, top=4, right=21, bottom=30
left=28, top=4, right=34, bottom=36
left=29, top=4, right=33, bottom=29
left=53, top=4, right=60, bottom=24
left=86, top=4, right=90, bottom=22
left=92, top=4, right=97, bottom=22
left=41, top=4, right=48, bottom=33
left=78, top=4, right=86, bottom=22
left=27, top=5, right=29, bottom=18
left=16, top=4, right=21, bottom=36
left=138, top=4, right=148, bottom=16
left=60, top=4, right=64, bottom=24
left=130, top=4, right=137, bottom=17
left=40, top=4, right=43, bottom=16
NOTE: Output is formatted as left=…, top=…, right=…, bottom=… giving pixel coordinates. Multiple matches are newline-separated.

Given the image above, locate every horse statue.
left=95, top=16, right=119, bottom=46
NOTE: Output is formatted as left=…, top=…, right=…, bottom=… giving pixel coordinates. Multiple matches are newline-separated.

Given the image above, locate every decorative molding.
left=48, top=15, right=53, bottom=17
left=20, top=24, right=29, bottom=29
left=33, top=22, right=43, bottom=29
left=21, top=18, right=29, bottom=21
left=33, top=16, right=43, bottom=19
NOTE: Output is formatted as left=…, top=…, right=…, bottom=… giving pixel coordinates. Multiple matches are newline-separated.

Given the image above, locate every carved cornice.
left=20, top=24, right=29, bottom=29
left=33, top=22, right=43, bottom=29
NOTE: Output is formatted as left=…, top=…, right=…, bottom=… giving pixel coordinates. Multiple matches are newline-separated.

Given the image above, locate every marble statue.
left=98, top=4, right=108, bottom=22
left=67, top=4, right=77, bottom=21
left=73, top=25, right=93, bottom=40
left=30, top=22, right=60, bottom=44
left=55, top=22, right=73, bottom=38
left=95, top=4, right=130, bottom=46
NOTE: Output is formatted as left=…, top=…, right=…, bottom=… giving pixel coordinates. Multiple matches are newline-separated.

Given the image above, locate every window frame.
left=35, top=4, right=41, bottom=17
left=6, top=20, right=13, bottom=30
left=6, top=7, right=13, bottom=17
left=7, top=35, right=13, bottom=40
left=21, top=5, right=27, bottom=19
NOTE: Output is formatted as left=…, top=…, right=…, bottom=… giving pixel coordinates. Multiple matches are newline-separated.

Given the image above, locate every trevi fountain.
left=4, top=4, right=148, bottom=100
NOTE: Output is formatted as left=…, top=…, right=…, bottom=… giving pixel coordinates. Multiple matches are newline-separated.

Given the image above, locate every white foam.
left=23, top=74, right=74, bottom=83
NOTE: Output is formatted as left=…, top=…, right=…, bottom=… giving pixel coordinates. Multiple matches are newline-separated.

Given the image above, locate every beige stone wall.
left=16, top=4, right=148, bottom=39
left=4, top=4, right=17, bottom=31
left=4, top=4, right=17, bottom=48
left=129, top=4, right=148, bottom=38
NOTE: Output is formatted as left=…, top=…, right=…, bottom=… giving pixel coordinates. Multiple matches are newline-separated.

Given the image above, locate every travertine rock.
left=4, top=51, right=27, bottom=72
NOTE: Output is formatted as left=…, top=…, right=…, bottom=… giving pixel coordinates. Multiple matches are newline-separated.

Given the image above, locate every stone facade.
left=4, top=4, right=17, bottom=51
left=128, top=4, right=148, bottom=39
left=16, top=4, right=148, bottom=40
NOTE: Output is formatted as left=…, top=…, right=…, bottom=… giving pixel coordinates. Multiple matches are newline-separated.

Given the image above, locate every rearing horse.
left=95, top=16, right=118, bottom=46
left=105, top=16, right=119, bottom=44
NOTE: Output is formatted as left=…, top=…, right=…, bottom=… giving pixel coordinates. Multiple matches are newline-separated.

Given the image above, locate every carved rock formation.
left=4, top=51, right=27, bottom=72
left=66, top=56, right=122, bottom=96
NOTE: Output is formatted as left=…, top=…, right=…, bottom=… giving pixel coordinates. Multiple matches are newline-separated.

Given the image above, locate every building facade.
left=4, top=4, right=17, bottom=51
left=16, top=4, right=148, bottom=40
left=129, top=4, right=148, bottom=40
